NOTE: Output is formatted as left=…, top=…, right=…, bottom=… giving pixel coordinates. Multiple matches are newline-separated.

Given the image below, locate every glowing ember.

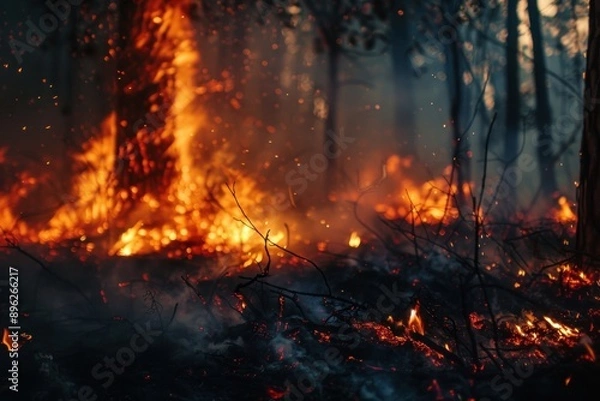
left=546, top=264, right=594, bottom=289
left=580, top=335, right=596, bottom=361
left=427, top=379, right=444, bottom=401
left=507, top=310, right=593, bottom=357
left=352, top=322, right=407, bottom=346
left=543, top=316, right=579, bottom=338
left=348, top=231, right=361, bottom=248
left=408, top=306, right=425, bottom=336
left=267, top=387, right=285, bottom=399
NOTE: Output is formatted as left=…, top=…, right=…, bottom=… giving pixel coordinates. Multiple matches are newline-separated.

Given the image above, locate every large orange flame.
left=0, top=1, right=283, bottom=262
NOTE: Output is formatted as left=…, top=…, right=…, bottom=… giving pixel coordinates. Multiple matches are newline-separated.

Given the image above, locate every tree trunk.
left=115, top=0, right=180, bottom=204
left=260, top=24, right=284, bottom=127
left=446, top=34, right=470, bottom=205
left=576, top=0, right=600, bottom=265
left=504, top=0, right=520, bottom=214
left=57, top=10, right=76, bottom=116
left=527, top=0, right=558, bottom=198
left=231, top=1, right=248, bottom=88
left=324, top=44, right=341, bottom=192
left=571, top=0, right=584, bottom=91
left=391, top=0, right=416, bottom=156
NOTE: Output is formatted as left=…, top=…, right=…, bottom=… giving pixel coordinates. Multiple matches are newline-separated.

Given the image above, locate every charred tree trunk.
left=324, top=43, right=341, bottom=191
left=576, top=0, right=600, bottom=265
left=260, top=24, right=284, bottom=127
left=445, top=29, right=470, bottom=205
left=217, top=21, right=231, bottom=80
left=57, top=9, right=76, bottom=116
left=527, top=0, right=558, bottom=198
left=325, top=45, right=340, bottom=141
left=391, top=0, right=416, bottom=156
left=570, top=0, right=584, bottom=91
left=115, top=0, right=180, bottom=204
left=319, top=0, right=343, bottom=195
left=504, top=0, right=520, bottom=214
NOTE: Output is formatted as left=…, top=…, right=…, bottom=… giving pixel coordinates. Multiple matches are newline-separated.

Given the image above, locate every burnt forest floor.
left=1, top=220, right=599, bottom=401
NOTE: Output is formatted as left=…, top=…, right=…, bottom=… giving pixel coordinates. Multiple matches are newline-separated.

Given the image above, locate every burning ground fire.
left=359, top=297, right=595, bottom=361
left=0, top=108, right=579, bottom=262
left=505, top=312, right=596, bottom=362
left=351, top=307, right=425, bottom=347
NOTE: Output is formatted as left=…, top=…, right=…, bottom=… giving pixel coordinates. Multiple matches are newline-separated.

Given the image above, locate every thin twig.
left=226, top=182, right=332, bottom=295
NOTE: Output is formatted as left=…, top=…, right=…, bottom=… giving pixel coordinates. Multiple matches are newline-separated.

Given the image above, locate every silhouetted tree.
left=389, top=0, right=417, bottom=155
left=237, top=1, right=390, bottom=194
left=504, top=0, right=520, bottom=213
left=114, top=0, right=191, bottom=202
left=576, top=0, right=600, bottom=266
left=441, top=1, right=472, bottom=204
left=527, top=0, right=557, bottom=198
left=294, top=0, right=388, bottom=191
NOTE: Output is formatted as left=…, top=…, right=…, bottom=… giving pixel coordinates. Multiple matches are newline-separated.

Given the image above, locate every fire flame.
left=2, top=329, right=12, bottom=351
left=543, top=316, right=579, bottom=338
left=38, top=113, right=119, bottom=242
left=348, top=231, right=361, bottom=248
left=408, top=306, right=425, bottom=336
left=372, top=156, right=464, bottom=224
left=0, top=1, right=283, bottom=261
left=0, top=172, right=37, bottom=237
left=546, top=264, right=593, bottom=289
left=553, top=196, right=577, bottom=223
left=509, top=311, right=595, bottom=359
